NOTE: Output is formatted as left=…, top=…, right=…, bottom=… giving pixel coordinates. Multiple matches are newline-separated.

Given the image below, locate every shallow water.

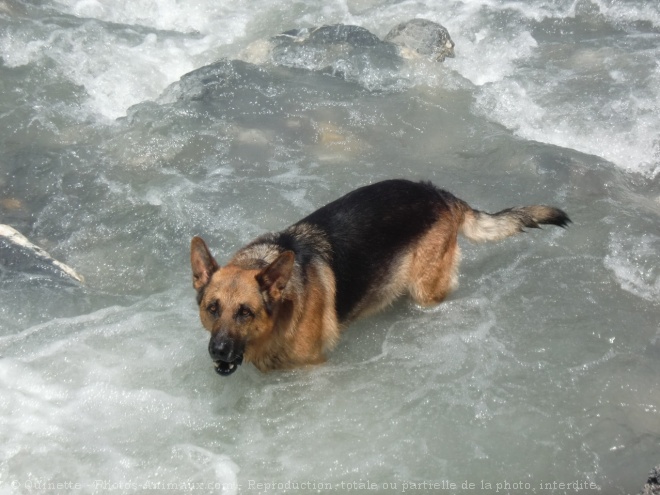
left=1, top=0, right=659, bottom=494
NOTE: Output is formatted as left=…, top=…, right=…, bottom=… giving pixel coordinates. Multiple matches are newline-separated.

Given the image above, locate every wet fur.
left=191, top=179, right=570, bottom=375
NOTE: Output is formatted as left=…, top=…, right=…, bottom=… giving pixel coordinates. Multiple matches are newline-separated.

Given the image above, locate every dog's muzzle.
left=208, top=334, right=244, bottom=377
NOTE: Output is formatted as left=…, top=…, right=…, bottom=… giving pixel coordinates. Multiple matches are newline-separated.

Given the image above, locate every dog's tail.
left=459, top=202, right=571, bottom=242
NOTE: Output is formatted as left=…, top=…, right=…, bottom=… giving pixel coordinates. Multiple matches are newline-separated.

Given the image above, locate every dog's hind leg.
left=407, top=221, right=462, bottom=306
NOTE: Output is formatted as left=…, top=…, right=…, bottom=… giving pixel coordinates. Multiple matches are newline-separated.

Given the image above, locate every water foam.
left=475, top=58, right=660, bottom=177
left=0, top=20, right=206, bottom=120
left=458, top=1, right=660, bottom=176
left=604, top=232, right=660, bottom=303
left=0, top=293, right=240, bottom=490
left=59, top=0, right=245, bottom=34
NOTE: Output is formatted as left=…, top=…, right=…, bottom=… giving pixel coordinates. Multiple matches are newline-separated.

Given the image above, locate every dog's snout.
left=208, top=335, right=234, bottom=362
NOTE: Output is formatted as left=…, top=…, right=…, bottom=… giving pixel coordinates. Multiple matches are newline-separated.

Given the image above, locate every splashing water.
left=1, top=0, right=659, bottom=493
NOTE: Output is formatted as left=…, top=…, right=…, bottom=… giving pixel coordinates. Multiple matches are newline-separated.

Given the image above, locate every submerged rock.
left=0, top=224, right=84, bottom=283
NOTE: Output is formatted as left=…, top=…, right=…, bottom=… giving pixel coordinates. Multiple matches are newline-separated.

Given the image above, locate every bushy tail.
left=460, top=203, right=571, bottom=242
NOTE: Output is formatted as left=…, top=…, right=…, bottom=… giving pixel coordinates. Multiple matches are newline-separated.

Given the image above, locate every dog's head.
left=190, top=236, right=294, bottom=376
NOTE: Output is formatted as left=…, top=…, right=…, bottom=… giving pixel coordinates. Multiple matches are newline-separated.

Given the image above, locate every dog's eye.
left=207, top=302, right=220, bottom=317
left=236, top=305, right=254, bottom=320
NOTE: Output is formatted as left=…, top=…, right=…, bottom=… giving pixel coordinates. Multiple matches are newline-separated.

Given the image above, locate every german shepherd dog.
left=191, top=179, right=569, bottom=376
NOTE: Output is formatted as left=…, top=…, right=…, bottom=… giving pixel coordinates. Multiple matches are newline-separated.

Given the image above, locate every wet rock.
left=0, top=224, right=84, bottom=283
left=239, top=19, right=454, bottom=84
left=384, top=18, right=455, bottom=62
left=641, top=466, right=660, bottom=495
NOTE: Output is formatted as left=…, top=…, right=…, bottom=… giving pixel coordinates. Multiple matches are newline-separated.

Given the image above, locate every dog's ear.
left=256, top=251, right=295, bottom=301
left=190, top=236, right=219, bottom=291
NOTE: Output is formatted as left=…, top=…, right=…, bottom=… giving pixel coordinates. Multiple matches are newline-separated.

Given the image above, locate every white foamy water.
left=1, top=0, right=659, bottom=494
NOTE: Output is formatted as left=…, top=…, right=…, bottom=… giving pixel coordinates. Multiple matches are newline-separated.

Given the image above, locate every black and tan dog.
left=191, top=179, right=569, bottom=376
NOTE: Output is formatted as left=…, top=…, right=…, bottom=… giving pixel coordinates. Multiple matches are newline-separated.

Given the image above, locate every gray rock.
left=240, top=18, right=455, bottom=77
left=0, top=224, right=84, bottom=283
left=641, top=466, right=660, bottom=495
left=265, top=23, right=402, bottom=80
left=384, top=18, right=455, bottom=62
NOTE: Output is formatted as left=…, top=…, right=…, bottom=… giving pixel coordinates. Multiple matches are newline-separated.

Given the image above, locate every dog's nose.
left=208, top=335, right=233, bottom=362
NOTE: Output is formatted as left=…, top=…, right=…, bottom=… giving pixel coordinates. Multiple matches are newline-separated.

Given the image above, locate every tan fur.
left=461, top=205, right=565, bottom=242
left=247, top=259, right=339, bottom=372
left=408, top=216, right=462, bottom=305
left=461, top=209, right=517, bottom=242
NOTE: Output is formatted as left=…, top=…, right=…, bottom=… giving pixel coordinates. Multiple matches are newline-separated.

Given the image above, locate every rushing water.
left=1, top=0, right=659, bottom=494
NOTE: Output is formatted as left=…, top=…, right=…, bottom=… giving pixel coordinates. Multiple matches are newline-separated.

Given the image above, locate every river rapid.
left=1, top=0, right=659, bottom=494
